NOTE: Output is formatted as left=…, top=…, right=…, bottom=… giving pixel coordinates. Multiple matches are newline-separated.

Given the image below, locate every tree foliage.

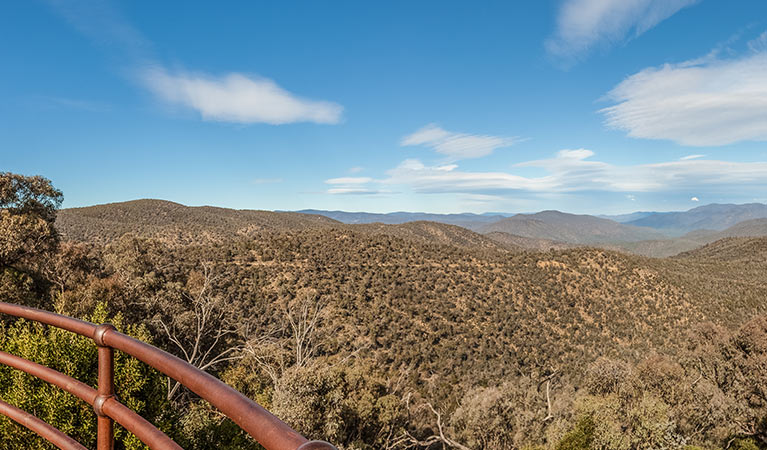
left=0, top=303, right=171, bottom=450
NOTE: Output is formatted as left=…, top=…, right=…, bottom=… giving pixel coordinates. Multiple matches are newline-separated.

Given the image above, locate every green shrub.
left=556, top=416, right=595, bottom=450
left=0, top=303, right=171, bottom=449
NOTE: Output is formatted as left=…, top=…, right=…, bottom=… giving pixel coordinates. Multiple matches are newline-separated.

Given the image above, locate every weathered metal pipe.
left=0, top=301, right=338, bottom=450
left=0, top=349, right=184, bottom=450
left=0, top=399, right=88, bottom=450
left=0, top=302, right=96, bottom=337
left=96, top=325, right=116, bottom=450
left=99, top=327, right=312, bottom=450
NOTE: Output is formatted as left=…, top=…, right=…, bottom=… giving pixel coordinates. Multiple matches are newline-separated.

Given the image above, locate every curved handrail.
left=0, top=301, right=337, bottom=450
left=0, top=350, right=183, bottom=449
left=0, top=399, right=88, bottom=450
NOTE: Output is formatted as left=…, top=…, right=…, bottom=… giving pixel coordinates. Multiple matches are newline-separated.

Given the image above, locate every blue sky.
left=3, top=0, right=767, bottom=214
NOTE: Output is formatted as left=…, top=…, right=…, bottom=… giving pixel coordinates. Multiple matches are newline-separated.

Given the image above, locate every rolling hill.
left=625, top=203, right=767, bottom=235
left=608, top=217, right=767, bottom=258
left=57, top=200, right=521, bottom=252
left=478, top=210, right=667, bottom=244
left=483, top=231, right=575, bottom=251
left=676, top=236, right=767, bottom=263
left=296, top=209, right=507, bottom=230
left=347, top=221, right=522, bottom=251
left=56, top=199, right=340, bottom=245
left=48, top=198, right=767, bottom=448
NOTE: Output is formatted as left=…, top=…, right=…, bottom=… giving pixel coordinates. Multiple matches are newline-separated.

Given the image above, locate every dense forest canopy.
left=0, top=173, right=765, bottom=449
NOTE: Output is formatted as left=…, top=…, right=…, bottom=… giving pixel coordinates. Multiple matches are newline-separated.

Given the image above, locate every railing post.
left=93, top=324, right=116, bottom=450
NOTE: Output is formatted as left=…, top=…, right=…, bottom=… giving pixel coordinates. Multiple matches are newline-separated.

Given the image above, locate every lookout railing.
left=0, top=301, right=336, bottom=450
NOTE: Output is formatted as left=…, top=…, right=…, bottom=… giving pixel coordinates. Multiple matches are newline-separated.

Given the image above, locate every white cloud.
left=348, top=166, right=364, bottom=174
left=748, top=31, right=767, bottom=53
left=401, top=124, right=519, bottom=160
left=323, top=176, right=388, bottom=195
left=325, top=177, right=373, bottom=185
left=380, top=151, right=767, bottom=195
left=601, top=50, right=767, bottom=146
left=327, top=188, right=385, bottom=195
left=546, top=0, right=698, bottom=60
left=691, top=196, right=700, bottom=201
left=142, top=67, right=343, bottom=125
left=680, top=154, right=705, bottom=160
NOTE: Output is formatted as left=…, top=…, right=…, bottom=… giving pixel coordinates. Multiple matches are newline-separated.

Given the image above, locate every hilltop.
left=57, top=200, right=524, bottom=252
left=56, top=199, right=340, bottom=245
left=296, top=209, right=506, bottom=230
left=57, top=200, right=767, bottom=258
left=479, top=210, right=666, bottom=244
left=54, top=200, right=767, bottom=384
left=676, top=236, right=767, bottom=263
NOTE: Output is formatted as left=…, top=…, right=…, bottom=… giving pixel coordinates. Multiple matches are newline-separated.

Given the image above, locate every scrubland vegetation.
left=1, top=173, right=766, bottom=449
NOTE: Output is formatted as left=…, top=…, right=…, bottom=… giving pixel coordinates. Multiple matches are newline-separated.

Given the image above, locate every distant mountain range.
left=58, top=200, right=767, bottom=258
left=303, top=203, right=767, bottom=235
left=624, top=203, right=767, bottom=235
left=478, top=210, right=666, bottom=245
left=295, top=209, right=509, bottom=230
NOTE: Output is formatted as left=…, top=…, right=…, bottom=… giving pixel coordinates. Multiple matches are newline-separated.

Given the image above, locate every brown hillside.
left=106, top=227, right=767, bottom=408
left=349, top=221, right=521, bottom=251
left=56, top=199, right=340, bottom=245
left=676, top=236, right=767, bottom=263
left=479, top=210, right=667, bottom=244
left=484, top=231, right=575, bottom=251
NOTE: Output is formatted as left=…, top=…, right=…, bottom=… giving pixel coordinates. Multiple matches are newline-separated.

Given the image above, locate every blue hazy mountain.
left=625, top=203, right=767, bottom=235
left=295, top=210, right=512, bottom=230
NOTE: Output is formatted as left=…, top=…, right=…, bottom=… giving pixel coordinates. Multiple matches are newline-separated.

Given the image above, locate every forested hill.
left=479, top=210, right=666, bottom=244
left=54, top=201, right=766, bottom=390
left=44, top=198, right=767, bottom=448
left=56, top=199, right=340, bottom=244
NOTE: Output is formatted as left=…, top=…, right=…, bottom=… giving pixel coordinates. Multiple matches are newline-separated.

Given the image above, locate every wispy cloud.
left=327, top=188, right=387, bottom=195
left=142, top=67, right=343, bottom=125
left=324, top=177, right=386, bottom=195
left=46, top=1, right=343, bottom=126
left=401, top=124, right=519, bottom=160
left=376, top=150, right=767, bottom=195
left=325, top=177, right=373, bottom=185
left=546, top=0, right=698, bottom=61
left=680, top=154, right=705, bottom=160
left=45, top=0, right=150, bottom=59
left=748, top=31, right=767, bottom=53
left=602, top=48, right=767, bottom=146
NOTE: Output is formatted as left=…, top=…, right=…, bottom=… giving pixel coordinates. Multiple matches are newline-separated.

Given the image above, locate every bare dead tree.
left=243, top=328, right=287, bottom=385
left=396, top=394, right=471, bottom=450
left=284, top=288, right=325, bottom=369
left=242, top=289, right=326, bottom=384
left=159, top=262, right=243, bottom=401
left=538, top=369, right=559, bottom=422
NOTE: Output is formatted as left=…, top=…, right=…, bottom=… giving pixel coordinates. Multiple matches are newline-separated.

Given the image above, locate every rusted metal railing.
left=0, top=301, right=337, bottom=450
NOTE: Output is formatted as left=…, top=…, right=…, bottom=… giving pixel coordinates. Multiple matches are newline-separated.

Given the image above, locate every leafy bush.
left=0, top=303, right=172, bottom=449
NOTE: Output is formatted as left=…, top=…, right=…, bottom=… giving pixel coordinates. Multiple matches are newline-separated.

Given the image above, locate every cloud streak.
left=369, top=150, right=767, bottom=196
left=47, top=2, right=343, bottom=126
left=142, top=68, right=343, bottom=125
left=602, top=50, right=767, bottom=146
left=401, top=124, right=519, bottom=160
left=546, top=0, right=698, bottom=61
